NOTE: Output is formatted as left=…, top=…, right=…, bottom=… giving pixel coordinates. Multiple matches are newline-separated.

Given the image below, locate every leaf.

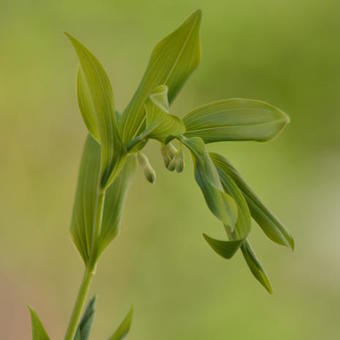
left=204, top=152, right=252, bottom=258
left=143, top=85, right=185, bottom=143
left=179, top=136, right=238, bottom=228
left=66, top=33, right=123, bottom=189
left=74, top=296, right=96, bottom=340
left=96, top=155, right=137, bottom=259
left=121, top=10, right=201, bottom=143
left=241, top=241, right=273, bottom=293
left=28, top=307, right=50, bottom=340
left=70, top=135, right=136, bottom=265
left=210, top=154, right=294, bottom=249
left=183, top=99, right=290, bottom=143
left=108, top=306, right=133, bottom=340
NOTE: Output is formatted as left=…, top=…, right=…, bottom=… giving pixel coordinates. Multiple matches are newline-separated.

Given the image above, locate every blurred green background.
left=1, top=0, right=339, bottom=339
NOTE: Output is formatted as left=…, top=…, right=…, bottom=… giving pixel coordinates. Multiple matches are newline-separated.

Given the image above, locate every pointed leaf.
left=66, top=33, right=123, bottom=189
left=183, top=99, right=290, bottom=143
left=241, top=241, right=273, bottom=293
left=180, top=136, right=238, bottom=228
left=109, top=307, right=133, bottom=340
left=203, top=233, right=242, bottom=259
left=121, top=10, right=201, bottom=142
left=29, top=307, right=50, bottom=340
left=211, top=154, right=294, bottom=249
left=74, top=297, right=96, bottom=340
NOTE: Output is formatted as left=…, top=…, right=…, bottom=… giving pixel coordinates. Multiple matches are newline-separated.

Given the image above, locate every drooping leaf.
left=28, top=307, right=50, bottom=340
left=183, top=99, right=290, bottom=143
left=66, top=33, right=124, bottom=189
left=121, top=10, right=201, bottom=142
left=74, top=296, right=96, bottom=340
left=241, top=241, right=273, bottom=293
left=179, top=136, right=238, bottom=228
left=210, top=154, right=294, bottom=249
left=204, top=152, right=252, bottom=258
left=109, top=306, right=133, bottom=340
left=70, top=135, right=136, bottom=265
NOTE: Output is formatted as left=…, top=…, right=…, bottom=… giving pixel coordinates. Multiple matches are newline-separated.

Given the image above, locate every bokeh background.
left=1, top=0, right=340, bottom=339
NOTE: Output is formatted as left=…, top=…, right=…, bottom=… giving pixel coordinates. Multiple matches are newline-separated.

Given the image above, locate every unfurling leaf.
left=66, top=33, right=124, bottom=189
left=211, top=154, right=294, bottom=249
left=183, top=99, right=290, bottom=143
left=74, top=297, right=96, bottom=340
left=241, top=241, right=273, bottom=293
left=180, top=136, right=238, bottom=228
left=109, top=307, right=133, bottom=340
left=70, top=135, right=136, bottom=265
left=121, top=10, right=201, bottom=142
left=29, top=307, right=50, bottom=340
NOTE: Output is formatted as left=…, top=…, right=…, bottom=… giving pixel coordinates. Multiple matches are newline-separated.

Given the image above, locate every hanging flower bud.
left=137, top=152, right=156, bottom=184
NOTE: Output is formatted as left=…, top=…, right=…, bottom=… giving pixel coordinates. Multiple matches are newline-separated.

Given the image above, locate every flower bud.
left=137, top=152, right=156, bottom=184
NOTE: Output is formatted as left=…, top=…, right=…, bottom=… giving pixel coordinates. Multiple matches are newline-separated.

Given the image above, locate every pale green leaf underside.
left=74, top=296, right=96, bottom=340
left=121, top=10, right=201, bottom=142
left=241, top=241, right=273, bottom=293
left=211, top=154, right=294, bottom=249
left=66, top=33, right=122, bottom=188
left=109, top=307, right=133, bottom=340
left=180, top=136, right=238, bottom=228
left=29, top=307, right=50, bottom=340
left=70, top=135, right=136, bottom=265
left=183, top=99, right=290, bottom=143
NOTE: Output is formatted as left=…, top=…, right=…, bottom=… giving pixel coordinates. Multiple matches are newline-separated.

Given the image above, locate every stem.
left=64, top=268, right=94, bottom=340
left=64, top=188, right=106, bottom=340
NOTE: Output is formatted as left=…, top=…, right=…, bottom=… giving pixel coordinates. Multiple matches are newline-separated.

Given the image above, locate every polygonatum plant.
left=29, top=9, right=293, bottom=340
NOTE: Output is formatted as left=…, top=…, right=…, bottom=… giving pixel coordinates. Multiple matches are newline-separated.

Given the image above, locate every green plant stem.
left=64, top=189, right=106, bottom=340
left=64, top=268, right=94, bottom=340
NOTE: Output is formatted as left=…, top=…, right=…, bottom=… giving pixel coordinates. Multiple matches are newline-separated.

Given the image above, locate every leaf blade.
left=183, top=99, right=290, bottom=143
left=121, top=10, right=201, bottom=142
left=74, top=296, right=96, bottom=340
left=108, top=307, right=133, bottom=340
left=28, top=307, right=50, bottom=340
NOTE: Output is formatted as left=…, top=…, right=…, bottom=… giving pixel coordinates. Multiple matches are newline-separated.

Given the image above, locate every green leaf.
left=180, top=136, right=238, bottom=228
left=241, top=241, right=273, bottom=293
left=210, top=154, right=294, bottom=249
left=74, top=297, right=96, bottom=340
left=183, top=99, right=290, bottom=143
left=66, top=33, right=123, bottom=189
left=203, top=233, right=243, bottom=259
left=28, top=307, right=50, bottom=340
left=70, top=135, right=136, bottom=265
left=96, top=155, right=137, bottom=259
left=121, top=10, right=201, bottom=143
left=204, top=152, right=251, bottom=258
left=108, top=306, right=133, bottom=340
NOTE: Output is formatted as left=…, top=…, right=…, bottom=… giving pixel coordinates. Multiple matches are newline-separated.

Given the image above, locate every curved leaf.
left=210, top=154, right=294, bottom=249
left=180, top=136, right=238, bottom=228
left=121, top=10, right=201, bottom=142
left=28, top=307, right=50, bottom=340
left=183, top=99, right=290, bottom=143
left=241, top=241, right=273, bottom=293
left=203, top=233, right=242, bottom=259
left=66, top=33, right=123, bottom=189
left=109, top=307, right=133, bottom=340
